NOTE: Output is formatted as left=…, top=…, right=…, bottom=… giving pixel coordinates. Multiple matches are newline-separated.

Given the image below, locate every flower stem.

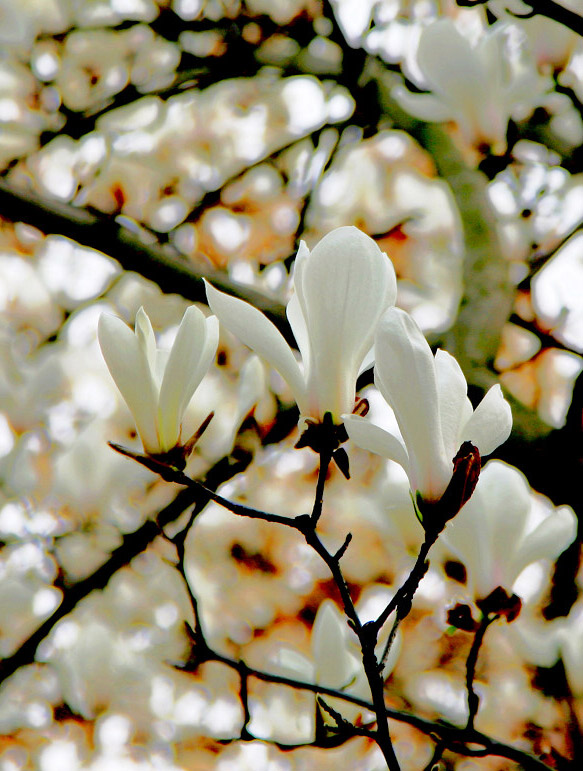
left=376, top=531, right=437, bottom=644
left=466, top=615, right=495, bottom=731
left=311, top=450, right=333, bottom=526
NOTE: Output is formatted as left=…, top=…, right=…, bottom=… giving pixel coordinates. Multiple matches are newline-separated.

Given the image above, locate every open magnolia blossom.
left=442, top=460, right=577, bottom=602
left=393, top=20, right=552, bottom=155
left=98, top=305, right=219, bottom=457
left=344, top=307, right=512, bottom=517
left=205, top=226, right=397, bottom=428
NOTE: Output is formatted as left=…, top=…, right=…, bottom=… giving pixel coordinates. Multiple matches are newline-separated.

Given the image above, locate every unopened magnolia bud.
left=418, top=441, right=481, bottom=536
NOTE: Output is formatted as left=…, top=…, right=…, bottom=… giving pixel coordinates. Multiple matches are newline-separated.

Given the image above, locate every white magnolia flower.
left=393, top=20, right=552, bottom=154
left=269, top=595, right=399, bottom=722
left=344, top=307, right=512, bottom=509
left=98, top=305, right=218, bottom=456
left=205, top=226, right=397, bottom=426
left=442, top=460, right=577, bottom=601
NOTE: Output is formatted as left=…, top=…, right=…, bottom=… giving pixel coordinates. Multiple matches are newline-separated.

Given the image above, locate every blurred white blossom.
left=393, top=20, right=552, bottom=154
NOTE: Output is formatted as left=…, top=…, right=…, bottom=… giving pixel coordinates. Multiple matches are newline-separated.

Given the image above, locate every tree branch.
left=105, top=444, right=562, bottom=771
left=176, top=646, right=555, bottom=770
left=0, top=179, right=287, bottom=332
left=465, top=615, right=495, bottom=732
left=0, top=453, right=249, bottom=687
left=456, top=0, right=583, bottom=36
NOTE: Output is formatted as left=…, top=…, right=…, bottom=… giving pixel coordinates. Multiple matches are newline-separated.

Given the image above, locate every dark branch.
left=456, top=0, right=583, bottom=36
left=0, top=488, right=195, bottom=686
left=0, top=453, right=249, bottom=687
left=465, top=615, right=496, bottom=731
left=111, top=446, right=560, bottom=771
left=375, top=531, right=436, bottom=637
left=177, top=647, right=555, bottom=770
left=0, top=179, right=287, bottom=332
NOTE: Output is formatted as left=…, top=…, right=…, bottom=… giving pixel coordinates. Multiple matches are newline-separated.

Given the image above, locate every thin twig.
left=130, top=447, right=402, bottom=769
left=311, top=450, right=333, bottom=526
left=239, top=662, right=253, bottom=740
left=118, top=449, right=560, bottom=771
left=0, top=487, right=197, bottom=686
left=375, top=531, right=437, bottom=637
left=177, top=647, right=555, bottom=770
left=465, top=615, right=495, bottom=732
left=423, top=740, right=445, bottom=771
left=0, top=453, right=248, bottom=687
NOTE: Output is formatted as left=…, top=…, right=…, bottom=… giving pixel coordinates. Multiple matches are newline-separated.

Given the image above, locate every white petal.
left=462, top=384, right=512, bottom=456
left=358, top=344, right=375, bottom=377
left=98, top=313, right=159, bottom=453
left=205, top=281, right=307, bottom=412
left=312, top=600, right=357, bottom=689
left=234, top=355, right=266, bottom=427
left=434, top=349, right=472, bottom=460
left=418, top=20, right=484, bottom=103
left=291, top=239, right=311, bottom=326
left=286, top=292, right=311, bottom=384
left=343, top=414, right=409, bottom=472
left=392, top=85, right=454, bottom=123
left=375, top=308, right=450, bottom=500
left=158, top=306, right=218, bottom=451
left=444, top=461, right=530, bottom=598
left=135, top=306, right=158, bottom=383
left=299, top=226, right=397, bottom=419
left=268, top=647, right=314, bottom=682
left=511, top=616, right=561, bottom=669
left=512, top=505, right=577, bottom=580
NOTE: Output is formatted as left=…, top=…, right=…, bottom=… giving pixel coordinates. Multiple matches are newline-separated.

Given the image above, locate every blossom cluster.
left=1, top=1, right=582, bottom=768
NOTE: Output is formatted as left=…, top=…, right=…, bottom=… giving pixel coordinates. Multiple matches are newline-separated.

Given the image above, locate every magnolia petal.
left=286, top=292, right=311, bottom=383
left=479, top=462, right=531, bottom=587
left=268, top=647, right=314, bottom=683
left=158, top=306, right=217, bottom=451
left=434, top=349, right=472, bottom=461
left=418, top=20, right=484, bottom=103
left=512, top=505, right=577, bottom=582
left=392, top=85, right=454, bottom=123
left=442, top=484, right=494, bottom=600
left=375, top=308, right=450, bottom=499
left=98, top=313, right=159, bottom=454
left=358, top=345, right=375, bottom=378
left=291, top=239, right=311, bottom=330
left=205, top=280, right=307, bottom=413
left=299, top=226, right=397, bottom=418
left=199, top=315, right=220, bottom=375
left=445, top=461, right=531, bottom=598
left=462, top=384, right=512, bottom=457
left=182, top=314, right=219, bottom=412
left=312, top=600, right=357, bottom=689
left=234, top=355, right=266, bottom=428
left=511, top=616, right=561, bottom=670
left=286, top=242, right=314, bottom=397
left=560, top=620, right=583, bottom=695
left=135, top=307, right=158, bottom=383
left=343, top=414, right=409, bottom=472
